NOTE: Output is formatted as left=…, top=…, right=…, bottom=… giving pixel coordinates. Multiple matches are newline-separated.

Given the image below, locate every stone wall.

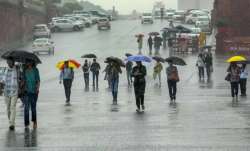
left=0, top=1, right=47, bottom=51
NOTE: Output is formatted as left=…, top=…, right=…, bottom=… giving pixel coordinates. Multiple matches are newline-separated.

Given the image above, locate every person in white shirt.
left=2, top=58, right=19, bottom=131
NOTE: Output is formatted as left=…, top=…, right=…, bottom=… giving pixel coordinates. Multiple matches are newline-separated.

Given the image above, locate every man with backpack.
left=60, top=61, right=74, bottom=105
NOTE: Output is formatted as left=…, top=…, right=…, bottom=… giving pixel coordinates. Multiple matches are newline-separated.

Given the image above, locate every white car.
left=173, top=10, right=185, bottom=21
left=32, top=38, right=54, bottom=55
left=33, top=24, right=51, bottom=40
left=185, top=13, right=208, bottom=24
left=141, top=13, right=154, bottom=24
left=50, top=19, right=84, bottom=32
left=191, top=27, right=202, bottom=34
left=195, top=16, right=210, bottom=26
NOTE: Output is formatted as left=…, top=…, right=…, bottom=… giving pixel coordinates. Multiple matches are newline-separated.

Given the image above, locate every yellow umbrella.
left=56, top=59, right=81, bottom=70
left=226, top=56, right=247, bottom=63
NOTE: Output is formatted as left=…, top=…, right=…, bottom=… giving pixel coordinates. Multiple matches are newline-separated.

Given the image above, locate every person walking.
left=154, top=36, right=163, bottom=55
left=204, top=50, right=213, bottom=80
left=2, top=58, right=19, bottom=130
left=103, top=62, right=112, bottom=89
left=148, top=36, right=153, bottom=55
left=162, top=31, right=168, bottom=49
left=60, top=61, right=74, bottom=105
left=166, top=60, right=179, bottom=102
left=125, top=61, right=133, bottom=86
left=196, top=54, right=205, bottom=80
left=227, top=63, right=240, bottom=100
left=137, top=36, right=143, bottom=54
left=153, top=60, right=163, bottom=87
left=24, top=61, right=40, bottom=129
left=90, top=59, right=101, bottom=88
left=131, top=61, right=147, bottom=112
left=110, top=62, right=122, bottom=104
left=82, top=60, right=90, bottom=89
left=239, top=64, right=248, bottom=96
left=168, top=38, right=174, bottom=57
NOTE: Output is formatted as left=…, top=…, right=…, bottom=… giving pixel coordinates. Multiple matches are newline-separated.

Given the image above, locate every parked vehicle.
left=173, top=10, right=185, bottom=22
left=33, top=24, right=51, bottom=40
left=164, top=9, right=175, bottom=20
left=195, top=16, right=210, bottom=26
left=97, top=18, right=111, bottom=30
left=50, top=19, right=84, bottom=32
left=191, top=27, right=202, bottom=34
left=185, top=13, right=208, bottom=24
left=141, top=13, right=154, bottom=24
left=32, top=38, right=54, bottom=55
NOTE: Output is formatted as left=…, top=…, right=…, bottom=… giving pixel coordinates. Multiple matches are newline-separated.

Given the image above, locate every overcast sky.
left=83, top=0, right=177, bottom=14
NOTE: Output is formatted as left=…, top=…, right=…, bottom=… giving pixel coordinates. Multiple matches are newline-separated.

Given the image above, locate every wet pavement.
left=0, top=20, right=250, bottom=150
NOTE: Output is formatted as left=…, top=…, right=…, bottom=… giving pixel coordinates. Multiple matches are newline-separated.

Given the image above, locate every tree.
left=61, top=2, right=83, bottom=14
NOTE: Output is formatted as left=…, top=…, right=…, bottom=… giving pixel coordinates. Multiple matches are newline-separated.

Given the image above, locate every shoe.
left=25, top=125, right=29, bottom=130
left=142, top=105, right=145, bottom=111
left=9, top=125, right=15, bottom=131
left=33, top=122, right=37, bottom=129
left=136, top=109, right=141, bottom=113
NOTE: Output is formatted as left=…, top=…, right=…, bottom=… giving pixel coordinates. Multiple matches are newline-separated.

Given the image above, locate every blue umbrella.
left=127, top=55, right=152, bottom=63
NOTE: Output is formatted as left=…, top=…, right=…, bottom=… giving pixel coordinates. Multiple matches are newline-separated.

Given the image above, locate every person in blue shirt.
left=60, top=61, right=74, bottom=105
left=24, top=60, right=40, bottom=129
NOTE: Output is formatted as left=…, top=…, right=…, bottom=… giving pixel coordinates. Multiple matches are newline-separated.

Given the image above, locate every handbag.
left=225, top=73, right=231, bottom=82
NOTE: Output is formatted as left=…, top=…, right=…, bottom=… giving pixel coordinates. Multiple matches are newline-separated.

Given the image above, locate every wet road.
left=0, top=20, right=250, bottom=150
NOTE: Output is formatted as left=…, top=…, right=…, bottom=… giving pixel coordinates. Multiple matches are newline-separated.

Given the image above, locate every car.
left=191, top=27, right=202, bottom=34
left=50, top=19, right=84, bottom=32
left=141, top=13, right=154, bottom=24
left=73, top=15, right=92, bottom=27
left=185, top=13, right=208, bottom=24
left=195, top=16, right=210, bottom=27
left=97, top=18, right=111, bottom=30
left=33, top=24, right=51, bottom=40
left=173, top=10, right=185, bottom=22
left=32, top=38, right=54, bottom=55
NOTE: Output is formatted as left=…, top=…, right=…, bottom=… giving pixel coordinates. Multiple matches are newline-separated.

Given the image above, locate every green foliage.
left=61, top=2, right=83, bottom=14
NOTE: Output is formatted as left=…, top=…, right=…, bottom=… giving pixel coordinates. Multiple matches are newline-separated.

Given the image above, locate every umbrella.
left=2, top=50, right=41, bottom=64
left=149, top=32, right=160, bottom=36
left=152, top=56, right=165, bottom=63
left=161, top=27, right=178, bottom=33
left=105, top=57, right=125, bottom=67
left=125, top=53, right=133, bottom=57
left=81, top=54, right=97, bottom=58
left=174, top=25, right=192, bottom=33
left=127, top=55, right=152, bottom=63
left=165, top=56, right=186, bottom=66
left=56, top=59, right=81, bottom=70
left=226, top=56, right=247, bottom=63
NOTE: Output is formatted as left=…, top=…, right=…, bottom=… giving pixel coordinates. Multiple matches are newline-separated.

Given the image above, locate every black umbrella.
left=152, top=56, right=165, bottom=63
left=2, top=50, right=41, bottom=64
left=165, top=56, right=186, bottom=66
left=81, top=53, right=97, bottom=58
left=125, top=53, right=133, bottom=57
left=149, top=32, right=160, bottom=36
left=105, top=56, right=125, bottom=67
